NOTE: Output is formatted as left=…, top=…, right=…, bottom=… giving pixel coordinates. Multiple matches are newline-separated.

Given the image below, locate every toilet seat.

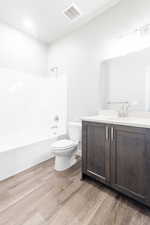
left=52, top=139, right=77, bottom=151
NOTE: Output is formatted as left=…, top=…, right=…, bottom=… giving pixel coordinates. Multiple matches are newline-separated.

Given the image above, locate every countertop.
left=82, top=115, right=150, bottom=129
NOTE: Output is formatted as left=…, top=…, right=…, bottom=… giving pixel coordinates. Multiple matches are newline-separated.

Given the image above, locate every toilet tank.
left=68, top=122, right=81, bottom=142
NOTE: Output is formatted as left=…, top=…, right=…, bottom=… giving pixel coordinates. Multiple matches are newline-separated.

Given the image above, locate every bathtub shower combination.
left=0, top=67, right=67, bottom=181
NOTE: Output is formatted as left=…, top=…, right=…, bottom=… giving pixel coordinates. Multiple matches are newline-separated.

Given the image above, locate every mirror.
left=100, top=47, right=150, bottom=112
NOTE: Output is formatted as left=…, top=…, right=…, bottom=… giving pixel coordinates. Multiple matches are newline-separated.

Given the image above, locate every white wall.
left=48, top=0, right=150, bottom=121
left=0, top=22, right=48, bottom=75
left=0, top=22, right=67, bottom=139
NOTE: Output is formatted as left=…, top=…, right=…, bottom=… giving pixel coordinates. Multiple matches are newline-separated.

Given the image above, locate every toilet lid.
left=51, top=139, right=76, bottom=149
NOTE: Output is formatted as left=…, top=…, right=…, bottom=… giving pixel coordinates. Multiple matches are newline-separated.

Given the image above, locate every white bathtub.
left=0, top=132, right=64, bottom=181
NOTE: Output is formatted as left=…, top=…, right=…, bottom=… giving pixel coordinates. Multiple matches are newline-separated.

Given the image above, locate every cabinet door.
left=111, top=125, right=148, bottom=203
left=82, top=122, right=110, bottom=184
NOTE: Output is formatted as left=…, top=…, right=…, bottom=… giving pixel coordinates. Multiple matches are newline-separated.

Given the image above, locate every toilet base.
left=54, top=154, right=77, bottom=171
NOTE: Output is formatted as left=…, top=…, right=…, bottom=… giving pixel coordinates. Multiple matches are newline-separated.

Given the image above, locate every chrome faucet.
left=107, top=101, right=129, bottom=117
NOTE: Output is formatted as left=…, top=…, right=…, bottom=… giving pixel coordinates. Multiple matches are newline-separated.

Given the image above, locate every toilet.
left=51, top=122, right=81, bottom=171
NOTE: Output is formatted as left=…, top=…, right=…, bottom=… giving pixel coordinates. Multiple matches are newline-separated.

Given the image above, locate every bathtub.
left=0, top=131, right=65, bottom=181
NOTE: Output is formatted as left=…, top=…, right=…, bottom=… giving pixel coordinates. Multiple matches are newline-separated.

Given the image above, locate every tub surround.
left=82, top=112, right=150, bottom=207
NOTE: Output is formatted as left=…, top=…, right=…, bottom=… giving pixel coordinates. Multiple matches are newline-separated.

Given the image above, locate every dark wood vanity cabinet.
left=82, top=121, right=150, bottom=207
left=82, top=122, right=110, bottom=184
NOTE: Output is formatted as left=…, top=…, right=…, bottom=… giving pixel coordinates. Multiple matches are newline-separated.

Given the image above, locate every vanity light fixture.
left=118, top=24, right=150, bottom=39
left=139, top=24, right=150, bottom=36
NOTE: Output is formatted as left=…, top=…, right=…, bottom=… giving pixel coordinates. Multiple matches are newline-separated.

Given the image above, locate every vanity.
left=82, top=115, right=150, bottom=207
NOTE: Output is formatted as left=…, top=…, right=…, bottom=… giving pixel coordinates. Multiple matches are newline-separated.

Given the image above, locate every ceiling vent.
left=63, top=4, right=81, bottom=21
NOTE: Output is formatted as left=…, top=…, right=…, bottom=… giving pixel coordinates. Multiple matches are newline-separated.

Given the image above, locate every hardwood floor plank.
left=0, top=159, right=150, bottom=225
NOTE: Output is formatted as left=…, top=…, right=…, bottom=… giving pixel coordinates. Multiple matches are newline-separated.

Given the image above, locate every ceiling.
left=0, top=0, right=121, bottom=44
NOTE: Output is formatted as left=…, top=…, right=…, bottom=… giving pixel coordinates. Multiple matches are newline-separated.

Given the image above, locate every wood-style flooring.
left=0, top=159, right=150, bottom=225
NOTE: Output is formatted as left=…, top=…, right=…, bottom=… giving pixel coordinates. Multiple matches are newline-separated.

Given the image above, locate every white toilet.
left=51, top=122, right=81, bottom=171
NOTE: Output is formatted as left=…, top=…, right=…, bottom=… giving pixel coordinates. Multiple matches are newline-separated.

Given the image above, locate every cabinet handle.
left=111, top=127, right=114, bottom=141
left=105, top=126, right=109, bottom=141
